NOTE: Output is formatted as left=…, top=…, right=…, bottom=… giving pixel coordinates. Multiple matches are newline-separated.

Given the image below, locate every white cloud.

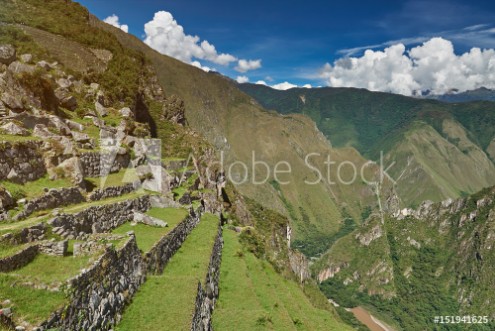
left=144, top=11, right=260, bottom=70
left=272, top=81, right=298, bottom=90
left=235, top=59, right=262, bottom=73
left=191, top=61, right=212, bottom=72
left=103, top=14, right=129, bottom=33
left=236, top=76, right=249, bottom=83
left=321, top=37, right=495, bottom=95
left=253, top=80, right=311, bottom=90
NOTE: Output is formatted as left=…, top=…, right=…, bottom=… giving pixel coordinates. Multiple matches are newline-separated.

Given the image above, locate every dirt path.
left=350, top=307, right=392, bottom=331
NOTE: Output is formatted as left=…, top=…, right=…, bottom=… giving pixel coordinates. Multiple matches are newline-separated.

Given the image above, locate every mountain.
left=239, top=83, right=495, bottom=207
left=315, top=186, right=495, bottom=330
left=0, top=0, right=366, bottom=330
left=430, top=87, right=495, bottom=103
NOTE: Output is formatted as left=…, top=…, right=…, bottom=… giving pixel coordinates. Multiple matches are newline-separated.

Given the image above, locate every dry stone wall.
left=88, top=182, right=138, bottom=201
left=0, top=141, right=46, bottom=183
left=48, top=196, right=150, bottom=239
left=14, top=187, right=85, bottom=220
left=144, top=209, right=201, bottom=274
left=191, top=225, right=223, bottom=331
left=80, top=151, right=130, bottom=177
left=42, top=235, right=145, bottom=331
left=0, top=245, right=38, bottom=272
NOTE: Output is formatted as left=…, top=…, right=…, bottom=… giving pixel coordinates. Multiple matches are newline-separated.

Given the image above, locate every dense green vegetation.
left=116, top=213, right=219, bottom=331
left=318, top=190, right=495, bottom=331
left=239, top=84, right=495, bottom=159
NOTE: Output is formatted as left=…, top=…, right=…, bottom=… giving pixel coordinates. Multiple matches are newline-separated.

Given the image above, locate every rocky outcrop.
left=0, top=141, right=46, bottom=184
left=14, top=187, right=85, bottom=220
left=0, top=245, right=38, bottom=273
left=161, top=95, right=186, bottom=126
left=288, top=249, right=311, bottom=284
left=48, top=196, right=150, bottom=239
left=0, top=186, right=14, bottom=211
left=0, top=45, right=16, bottom=65
left=191, top=225, right=222, bottom=331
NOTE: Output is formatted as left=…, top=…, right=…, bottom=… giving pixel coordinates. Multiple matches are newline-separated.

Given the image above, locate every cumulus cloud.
left=191, top=61, right=212, bottom=72
left=321, top=37, right=495, bottom=95
left=144, top=10, right=261, bottom=73
left=236, top=76, right=249, bottom=83
left=255, top=80, right=311, bottom=90
left=103, top=15, right=129, bottom=33
left=235, top=59, right=262, bottom=73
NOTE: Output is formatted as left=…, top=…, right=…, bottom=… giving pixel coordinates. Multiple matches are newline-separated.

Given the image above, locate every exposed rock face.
left=288, top=250, right=311, bottom=283
left=54, top=88, right=77, bottom=110
left=0, top=45, right=16, bottom=65
left=161, top=95, right=186, bottom=126
left=54, top=156, right=85, bottom=186
left=0, top=122, right=30, bottom=136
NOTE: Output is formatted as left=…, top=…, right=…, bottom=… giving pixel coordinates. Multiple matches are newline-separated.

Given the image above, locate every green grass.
left=0, top=274, right=66, bottom=325
left=116, top=213, right=219, bottom=331
left=212, top=230, right=352, bottom=331
left=112, top=207, right=188, bottom=253
left=0, top=135, right=40, bottom=142
left=0, top=243, right=32, bottom=259
left=86, top=169, right=138, bottom=189
left=6, top=254, right=96, bottom=285
left=1, top=176, right=72, bottom=200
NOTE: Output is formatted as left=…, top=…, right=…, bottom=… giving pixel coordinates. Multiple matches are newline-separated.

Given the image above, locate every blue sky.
left=75, top=0, right=495, bottom=94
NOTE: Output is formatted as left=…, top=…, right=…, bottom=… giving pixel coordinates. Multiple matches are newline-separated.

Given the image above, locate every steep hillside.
left=85, top=8, right=389, bottom=251
left=239, top=83, right=495, bottom=207
left=315, top=187, right=495, bottom=330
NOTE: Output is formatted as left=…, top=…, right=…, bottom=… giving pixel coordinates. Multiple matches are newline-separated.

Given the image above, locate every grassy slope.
left=213, top=230, right=352, bottom=331
left=116, top=213, right=219, bottom=331
left=239, top=84, right=495, bottom=207
left=112, top=207, right=188, bottom=253
left=92, top=18, right=385, bottom=246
